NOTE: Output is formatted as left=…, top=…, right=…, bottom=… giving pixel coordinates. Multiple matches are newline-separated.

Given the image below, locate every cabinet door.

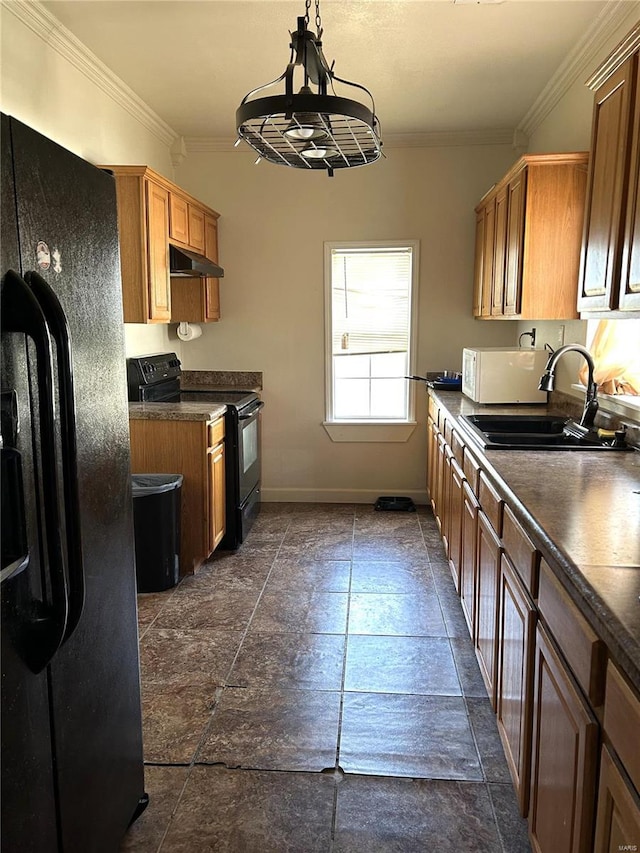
left=475, top=511, right=503, bottom=707
left=528, top=624, right=599, bottom=853
left=578, top=56, right=636, bottom=312
left=620, top=57, right=640, bottom=311
left=473, top=210, right=485, bottom=317
left=496, top=553, right=536, bottom=817
left=504, top=170, right=526, bottom=315
left=208, top=441, right=226, bottom=553
left=481, top=199, right=496, bottom=317
left=144, top=180, right=171, bottom=322
left=434, top=431, right=446, bottom=533
left=427, top=418, right=437, bottom=510
left=594, top=745, right=640, bottom=853
left=448, top=458, right=464, bottom=593
left=460, top=481, right=479, bottom=639
left=188, top=206, right=205, bottom=252
left=441, top=446, right=453, bottom=554
left=204, top=214, right=221, bottom=322
left=491, top=187, right=508, bottom=315
left=169, top=193, right=190, bottom=244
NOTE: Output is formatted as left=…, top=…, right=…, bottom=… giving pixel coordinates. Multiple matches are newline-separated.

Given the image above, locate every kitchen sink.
left=458, top=414, right=631, bottom=451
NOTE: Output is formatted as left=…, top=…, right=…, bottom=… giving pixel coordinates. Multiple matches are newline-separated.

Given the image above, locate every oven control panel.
left=126, top=352, right=181, bottom=399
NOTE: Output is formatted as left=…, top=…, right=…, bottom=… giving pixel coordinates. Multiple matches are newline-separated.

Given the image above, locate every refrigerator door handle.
left=1, top=269, right=69, bottom=671
left=26, top=271, right=85, bottom=642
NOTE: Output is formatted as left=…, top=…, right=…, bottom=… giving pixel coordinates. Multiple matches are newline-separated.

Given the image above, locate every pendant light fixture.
left=235, top=0, right=383, bottom=177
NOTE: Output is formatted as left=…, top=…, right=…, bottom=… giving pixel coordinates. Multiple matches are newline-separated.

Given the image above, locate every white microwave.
left=462, top=347, right=549, bottom=404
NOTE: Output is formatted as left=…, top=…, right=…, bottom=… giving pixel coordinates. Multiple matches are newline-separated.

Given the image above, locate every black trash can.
left=131, top=474, right=183, bottom=593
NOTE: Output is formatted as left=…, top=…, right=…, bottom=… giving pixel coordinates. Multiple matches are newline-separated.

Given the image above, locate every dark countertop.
left=431, top=390, right=640, bottom=690
left=128, top=402, right=227, bottom=422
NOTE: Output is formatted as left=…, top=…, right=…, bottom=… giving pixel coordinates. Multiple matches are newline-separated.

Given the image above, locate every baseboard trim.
left=260, top=488, right=430, bottom=505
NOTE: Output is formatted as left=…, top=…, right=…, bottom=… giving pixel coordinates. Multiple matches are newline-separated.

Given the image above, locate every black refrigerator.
left=1, top=114, right=147, bottom=850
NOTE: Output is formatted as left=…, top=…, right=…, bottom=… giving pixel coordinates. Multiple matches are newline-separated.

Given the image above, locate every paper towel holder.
left=177, top=321, right=202, bottom=342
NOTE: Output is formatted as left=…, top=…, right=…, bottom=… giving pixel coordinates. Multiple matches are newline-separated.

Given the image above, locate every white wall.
left=175, top=144, right=517, bottom=502
left=0, top=2, right=176, bottom=359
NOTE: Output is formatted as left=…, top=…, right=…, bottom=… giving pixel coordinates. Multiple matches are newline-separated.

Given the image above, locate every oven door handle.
left=239, top=401, right=265, bottom=420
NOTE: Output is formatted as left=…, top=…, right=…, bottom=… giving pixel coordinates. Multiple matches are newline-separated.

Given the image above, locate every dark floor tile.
left=339, top=692, right=482, bottom=779
left=350, top=560, right=433, bottom=594
left=278, top=532, right=353, bottom=560
left=152, top=589, right=260, bottom=631
left=137, top=591, right=175, bottom=632
left=120, top=765, right=189, bottom=852
left=353, top=512, right=423, bottom=535
left=140, top=684, right=216, bottom=764
left=451, top=637, right=491, bottom=697
left=139, top=628, right=242, bottom=688
left=344, top=635, right=461, bottom=695
left=438, top=583, right=473, bottom=638
left=250, top=591, right=348, bottom=634
left=348, top=592, right=446, bottom=637
left=196, top=686, right=341, bottom=771
left=334, top=776, right=502, bottom=852
left=488, top=783, right=532, bottom=852
left=266, top=558, right=351, bottom=592
left=176, top=557, right=272, bottom=594
left=228, top=632, right=345, bottom=690
left=352, top=535, right=428, bottom=561
left=285, top=516, right=355, bottom=535
left=466, top=696, right=513, bottom=783
left=160, top=766, right=335, bottom=852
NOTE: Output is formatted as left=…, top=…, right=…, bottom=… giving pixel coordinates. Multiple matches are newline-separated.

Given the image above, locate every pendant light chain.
left=304, top=0, right=322, bottom=35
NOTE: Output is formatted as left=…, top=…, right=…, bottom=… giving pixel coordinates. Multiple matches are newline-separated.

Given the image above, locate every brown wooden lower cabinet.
left=528, top=624, right=599, bottom=853
left=460, top=480, right=479, bottom=638
left=594, top=745, right=640, bottom=853
left=474, top=511, right=503, bottom=707
left=129, top=416, right=226, bottom=574
left=496, top=553, right=536, bottom=816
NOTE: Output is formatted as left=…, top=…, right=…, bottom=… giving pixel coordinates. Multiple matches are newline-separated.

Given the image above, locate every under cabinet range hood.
left=169, top=245, right=224, bottom=278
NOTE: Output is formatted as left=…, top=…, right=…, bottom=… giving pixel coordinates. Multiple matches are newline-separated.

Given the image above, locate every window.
left=324, top=242, right=419, bottom=425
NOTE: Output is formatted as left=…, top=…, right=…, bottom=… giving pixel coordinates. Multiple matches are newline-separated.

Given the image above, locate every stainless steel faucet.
left=538, top=344, right=599, bottom=429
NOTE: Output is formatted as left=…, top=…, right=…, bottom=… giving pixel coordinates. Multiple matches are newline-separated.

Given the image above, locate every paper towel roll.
left=177, top=322, right=202, bottom=341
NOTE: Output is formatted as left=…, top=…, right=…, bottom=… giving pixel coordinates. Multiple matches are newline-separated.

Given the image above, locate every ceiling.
left=40, top=0, right=619, bottom=143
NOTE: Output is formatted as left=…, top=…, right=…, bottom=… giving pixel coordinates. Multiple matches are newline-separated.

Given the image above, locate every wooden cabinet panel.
left=460, top=480, right=479, bottom=639
left=620, top=53, right=640, bottom=311
left=441, top=445, right=453, bottom=554
left=502, top=505, right=539, bottom=597
left=434, top=431, right=447, bottom=533
left=594, top=745, right=640, bottom=853
left=462, top=446, right=481, bottom=496
left=208, top=440, right=225, bottom=553
left=528, top=624, right=599, bottom=853
left=478, top=471, right=503, bottom=537
left=497, top=554, right=536, bottom=816
left=475, top=511, right=503, bottom=706
left=480, top=198, right=496, bottom=317
left=188, top=206, right=205, bottom=252
left=145, top=180, right=171, bottom=322
left=504, top=169, right=526, bottom=315
left=169, top=193, right=190, bottom=244
left=579, top=56, right=636, bottom=312
left=473, top=209, right=485, bottom=317
left=204, top=214, right=220, bottom=322
left=427, top=419, right=438, bottom=511
left=491, top=186, right=508, bottom=315
left=448, top=457, right=465, bottom=593
left=603, top=662, right=640, bottom=793
left=538, top=560, right=606, bottom=708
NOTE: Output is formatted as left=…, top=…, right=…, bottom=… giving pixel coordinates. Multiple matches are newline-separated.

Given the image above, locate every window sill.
left=571, top=385, right=640, bottom=420
left=323, top=421, right=418, bottom=442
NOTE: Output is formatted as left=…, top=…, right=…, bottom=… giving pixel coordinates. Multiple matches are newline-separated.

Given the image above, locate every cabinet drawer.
left=208, top=417, right=225, bottom=448
left=538, top=559, right=606, bottom=707
left=603, top=662, right=640, bottom=793
left=451, top=429, right=465, bottom=466
left=479, top=471, right=503, bottom=536
left=428, top=395, right=440, bottom=426
left=463, top=448, right=481, bottom=496
left=502, top=505, right=539, bottom=597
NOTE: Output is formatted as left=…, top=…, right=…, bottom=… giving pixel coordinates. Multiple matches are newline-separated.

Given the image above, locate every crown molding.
left=587, top=18, right=640, bottom=89
left=3, top=0, right=178, bottom=148
left=517, top=0, right=640, bottom=139
left=185, top=127, right=516, bottom=155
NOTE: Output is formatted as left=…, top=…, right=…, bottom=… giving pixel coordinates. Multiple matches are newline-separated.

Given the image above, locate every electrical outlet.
left=557, top=325, right=565, bottom=348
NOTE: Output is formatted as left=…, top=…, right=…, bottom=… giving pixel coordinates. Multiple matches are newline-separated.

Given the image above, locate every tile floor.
left=121, top=503, right=532, bottom=852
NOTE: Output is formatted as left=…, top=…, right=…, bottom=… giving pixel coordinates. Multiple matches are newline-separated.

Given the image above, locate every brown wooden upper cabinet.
left=579, top=28, right=640, bottom=317
left=473, top=153, right=588, bottom=320
left=99, top=165, right=221, bottom=324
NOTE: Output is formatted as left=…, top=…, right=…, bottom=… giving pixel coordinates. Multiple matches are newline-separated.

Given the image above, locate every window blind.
left=331, top=248, right=413, bottom=355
